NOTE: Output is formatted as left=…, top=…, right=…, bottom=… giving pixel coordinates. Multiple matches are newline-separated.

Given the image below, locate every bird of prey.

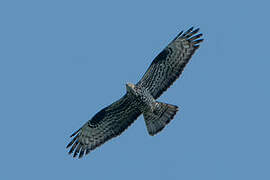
left=66, top=27, right=203, bottom=158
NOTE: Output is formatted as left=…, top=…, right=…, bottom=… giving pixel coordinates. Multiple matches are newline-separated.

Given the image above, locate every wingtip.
left=193, top=39, right=204, bottom=44
left=70, top=128, right=81, bottom=137
left=182, top=27, right=194, bottom=37
left=188, top=26, right=194, bottom=31
left=194, top=27, right=200, bottom=32
left=66, top=143, right=72, bottom=149
left=189, top=33, right=203, bottom=41
left=174, top=26, right=203, bottom=42
left=78, top=151, right=85, bottom=159
left=68, top=149, right=73, bottom=155
left=85, top=149, right=90, bottom=155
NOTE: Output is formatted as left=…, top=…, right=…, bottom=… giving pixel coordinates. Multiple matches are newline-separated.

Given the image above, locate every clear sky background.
left=0, top=0, right=269, bottom=179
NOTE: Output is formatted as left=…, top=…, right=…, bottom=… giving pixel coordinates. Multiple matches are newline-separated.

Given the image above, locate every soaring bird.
left=66, top=27, right=203, bottom=158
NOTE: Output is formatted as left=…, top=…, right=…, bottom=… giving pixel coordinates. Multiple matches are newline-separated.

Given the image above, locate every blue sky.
left=0, top=0, right=269, bottom=179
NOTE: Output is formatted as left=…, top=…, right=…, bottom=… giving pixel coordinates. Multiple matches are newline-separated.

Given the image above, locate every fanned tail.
left=143, top=102, right=178, bottom=136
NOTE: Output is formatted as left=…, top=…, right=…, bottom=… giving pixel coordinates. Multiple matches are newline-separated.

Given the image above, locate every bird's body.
left=66, top=27, right=204, bottom=158
left=126, top=83, right=156, bottom=113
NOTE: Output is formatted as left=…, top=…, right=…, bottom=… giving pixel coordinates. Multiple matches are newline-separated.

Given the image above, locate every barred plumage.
left=66, top=27, right=204, bottom=158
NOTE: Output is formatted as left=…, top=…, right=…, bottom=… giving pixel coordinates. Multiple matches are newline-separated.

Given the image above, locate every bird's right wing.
left=66, top=94, right=141, bottom=158
left=137, top=27, right=203, bottom=99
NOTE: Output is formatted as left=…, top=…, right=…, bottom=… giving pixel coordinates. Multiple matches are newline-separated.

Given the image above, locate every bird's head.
left=126, top=82, right=137, bottom=95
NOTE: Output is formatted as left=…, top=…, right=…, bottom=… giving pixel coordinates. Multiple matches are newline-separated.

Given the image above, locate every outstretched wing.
left=66, top=94, right=141, bottom=158
left=137, top=27, right=203, bottom=99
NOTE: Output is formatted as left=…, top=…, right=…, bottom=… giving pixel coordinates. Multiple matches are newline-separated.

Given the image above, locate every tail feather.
left=143, top=102, right=178, bottom=136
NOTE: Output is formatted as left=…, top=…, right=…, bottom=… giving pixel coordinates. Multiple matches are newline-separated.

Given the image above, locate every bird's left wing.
left=66, top=94, right=141, bottom=158
left=137, top=27, right=203, bottom=99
